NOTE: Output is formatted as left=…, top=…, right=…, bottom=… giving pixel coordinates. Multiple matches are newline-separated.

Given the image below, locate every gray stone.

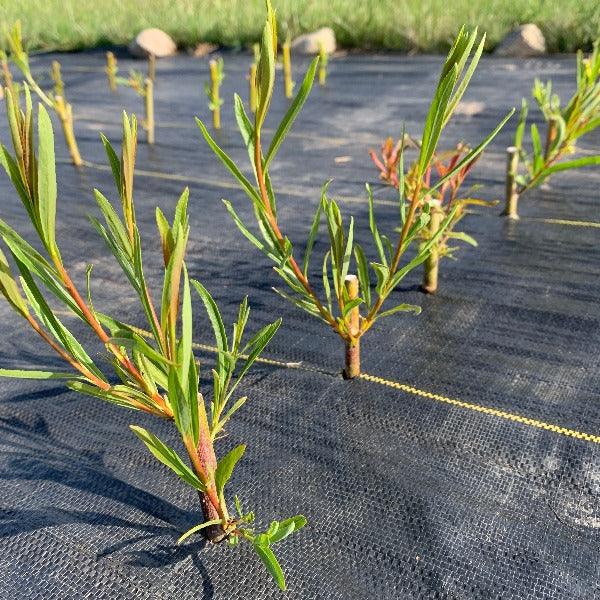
left=291, top=27, right=336, bottom=55
left=128, top=28, right=177, bottom=58
left=494, top=24, right=546, bottom=57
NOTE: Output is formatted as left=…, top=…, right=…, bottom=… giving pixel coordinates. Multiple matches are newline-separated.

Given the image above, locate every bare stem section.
left=106, top=51, right=117, bottom=91
left=283, top=40, right=294, bottom=98
left=55, top=95, right=83, bottom=166
left=343, top=275, right=360, bottom=379
left=421, top=200, right=443, bottom=293
left=503, top=146, right=520, bottom=219
left=144, top=77, right=155, bottom=144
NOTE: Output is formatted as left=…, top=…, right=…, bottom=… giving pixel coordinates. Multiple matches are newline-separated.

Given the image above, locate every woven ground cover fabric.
left=0, top=50, right=598, bottom=599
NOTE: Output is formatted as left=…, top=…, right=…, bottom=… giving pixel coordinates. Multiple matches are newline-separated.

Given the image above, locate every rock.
left=193, top=42, right=218, bottom=58
left=291, top=27, right=336, bottom=55
left=494, top=24, right=546, bottom=57
left=128, top=28, right=177, bottom=58
left=455, top=101, right=485, bottom=117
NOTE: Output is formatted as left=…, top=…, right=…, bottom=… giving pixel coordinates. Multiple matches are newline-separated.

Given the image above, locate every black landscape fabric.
left=0, top=50, right=599, bottom=599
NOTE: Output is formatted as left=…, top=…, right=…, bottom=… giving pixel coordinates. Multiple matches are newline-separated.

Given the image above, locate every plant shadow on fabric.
left=0, top=412, right=218, bottom=597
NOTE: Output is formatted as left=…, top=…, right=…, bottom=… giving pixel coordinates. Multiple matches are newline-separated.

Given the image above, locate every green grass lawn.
left=2, top=0, right=599, bottom=53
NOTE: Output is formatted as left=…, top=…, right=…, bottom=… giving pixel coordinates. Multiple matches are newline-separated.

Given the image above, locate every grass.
left=1, top=0, right=599, bottom=53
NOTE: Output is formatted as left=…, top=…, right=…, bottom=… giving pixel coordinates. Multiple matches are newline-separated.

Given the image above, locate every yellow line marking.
left=358, top=373, right=600, bottom=444
left=57, top=316, right=597, bottom=444
left=527, top=217, right=600, bottom=229
left=191, top=336, right=599, bottom=444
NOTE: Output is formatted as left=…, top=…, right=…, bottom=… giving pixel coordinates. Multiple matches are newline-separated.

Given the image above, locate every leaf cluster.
left=513, top=38, right=600, bottom=193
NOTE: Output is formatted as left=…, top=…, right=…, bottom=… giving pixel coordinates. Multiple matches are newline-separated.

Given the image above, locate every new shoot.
left=206, top=58, right=224, bottom=129
left=0, top=96, right=304, bottom=591
left=504, top=39, right=600, bottom=218
left=5, top=22, right=83, bottom=166
left=198, top=1, right=513, bottom=377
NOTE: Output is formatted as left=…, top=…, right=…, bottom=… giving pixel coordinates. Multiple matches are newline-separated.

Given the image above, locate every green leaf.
left=443, top=32, right=485, bottom=126
left=228, top=318, right=280, bottom=398
left=0, top=246, right=29, bottom=316
left=448, top=231, right=478, bottom=246
left=265, top=58, right=319, bottom=169
left=255, top=13, right=276, bottom=130
left=196, top=118, right=263, bottom=207
left=341, top=297, right=363, bottom=318
left=377, top=303, right=422, bottom=320
left=253, top=543, right=286, bottom=591
left=176, top=519, right=223, bottom=545
left=100, top=133, right=121, bottom=191
left=541, top=155, right=600, bottom=176
left=94, top=189, right=132, bottom=256
left=322, top=251, right=332, bottom=313
left=366, top=184, right=386, bottom=266
left=418, top=65, right=458, bottom=176
left=269, top=515, right=307, bottom=544
left=429, top=109, right=515, bottom=195
left=191, top=280, right=228, bottom=377
left=129, top=425, right=205, bottom=490
left=302, top=191, right=325, bottom=277
left=0, top=368, right=75, bottom=379
left=531, top=123, right=543, bottom=172
left=215, top=443, right=246, bottom=496
left=179, top=266, right=193, bottom=384
left=353, top=244, right=371, bottom=308
left=17, top=262, right=105, bottom=382
left=168, top=364, right=192, bottom=438
left=36, top=104, right=57, bottom=255
left=514, top=99, right=528, bottom=149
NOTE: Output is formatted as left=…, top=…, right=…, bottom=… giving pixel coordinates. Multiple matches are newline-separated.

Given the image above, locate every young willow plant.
left=198, top=1, right=513, bottom=378
left=318, top=42, right=328, bottom=87
left=114, top=69, right=155, bottom=144
left=4, top=22, right=83, bottom=166
left=282, top=38, right=294, bottom=98
left=504, top=39, right=600, bottom=218
left=206, top=58, right=225, bottom=129
left=0, top=91, right=305, bottom=591
left=374, top=140, right=494, bottom=293
left=105, top=51, right=118, bottom=92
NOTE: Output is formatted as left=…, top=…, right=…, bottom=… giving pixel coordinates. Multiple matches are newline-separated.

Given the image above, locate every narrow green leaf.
left=196, top=118, right=263, bottom=206
left=0, top=246, right=29, bottom=316
left=377, top=303, right=422, bottom=320
left=0, top=368, right=75, bottom=379
left=366, top=184, right=386, bottom=266
left=269, top=515, right=307, bottom=544
left=215, top=444, right=246, bottom=496
left=130, top=425, right=205, bottom=490
left=353, top=244, right=371, bottom=308
left=265, top=58, right=319, bottom=168
left=541, top=155, right=600, bottom=176
left=429, top=109, right=515, bottom=195
left=100, top=133, right=121, bottom=191
left=253, top=543, right=286, bottom=591
left=191, top=279, right=228, bottom=362
left=36, top=104, right=57, bottom=255
left=176, top=519, right=223, bottom=545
